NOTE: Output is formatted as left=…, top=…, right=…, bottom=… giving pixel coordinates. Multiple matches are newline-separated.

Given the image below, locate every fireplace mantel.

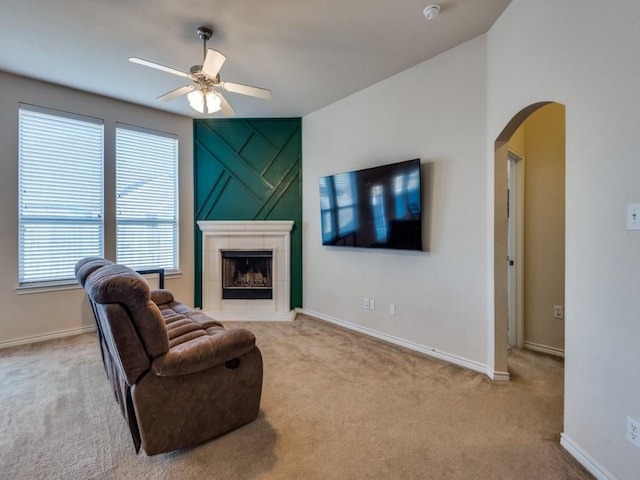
left=198, top=220, right=295, bottom=235
left=197, top=220, right=295, bottom=321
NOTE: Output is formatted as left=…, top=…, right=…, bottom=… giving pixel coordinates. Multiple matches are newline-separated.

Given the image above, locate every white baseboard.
left=488, top=368, right=511, bottom=382
left=524, top=341, right=565, bottom=358
left=0, top=325, right=96, bottom=350
left=299, top=308, right=492, bottom=378
left=560, top=433, right=617, bottom=480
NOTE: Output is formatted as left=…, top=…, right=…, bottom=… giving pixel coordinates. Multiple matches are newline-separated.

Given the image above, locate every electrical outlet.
left=628, top=416, right=640, bottom=448
left=389, top=304, right=396, bottom=316
left=553, top=305, right=564, bottom=319
left=363, top=298, right=370, bottom=310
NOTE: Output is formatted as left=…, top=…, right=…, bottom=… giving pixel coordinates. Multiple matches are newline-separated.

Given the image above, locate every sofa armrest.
left=150, top=328, right=257, bottom=376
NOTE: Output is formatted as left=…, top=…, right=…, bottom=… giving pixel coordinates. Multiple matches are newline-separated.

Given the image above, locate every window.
left=18, top=107, right=180, bottom=287
left=18, top=105, right=104, bottom=285
left=115, top=124, right=178, bottom=271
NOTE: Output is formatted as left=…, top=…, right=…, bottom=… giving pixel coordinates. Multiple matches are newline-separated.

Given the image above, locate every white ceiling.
left=0, top=0, right=511, bottom=119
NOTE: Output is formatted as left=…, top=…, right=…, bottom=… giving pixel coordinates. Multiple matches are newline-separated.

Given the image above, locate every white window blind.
left=18, top=104, right=104, bottom=284
left=115, top=124, right=178, bottom=271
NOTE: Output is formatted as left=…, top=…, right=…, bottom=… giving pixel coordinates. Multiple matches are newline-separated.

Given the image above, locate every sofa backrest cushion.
left=75, top=256, right=115, bottom=287
left=85, top=264, right=170, bottom=359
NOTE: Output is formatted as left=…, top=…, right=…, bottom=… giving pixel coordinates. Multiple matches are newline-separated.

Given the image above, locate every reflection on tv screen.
left=319, top=159, right=423, bottom=251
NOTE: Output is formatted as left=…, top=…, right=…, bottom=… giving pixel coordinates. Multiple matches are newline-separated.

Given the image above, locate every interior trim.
left=560, top=433, right=617, bottom=480
left=0, top=325, right=96, bottom=350
left=298, top=308, right=492, bottom=378
left=523, top=341, right=565, bottom=358
left=488, top=369, right=511, bottom=382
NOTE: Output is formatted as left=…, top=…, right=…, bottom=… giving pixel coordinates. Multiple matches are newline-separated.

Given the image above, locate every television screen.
left=319, top=158, right=423, bottom=251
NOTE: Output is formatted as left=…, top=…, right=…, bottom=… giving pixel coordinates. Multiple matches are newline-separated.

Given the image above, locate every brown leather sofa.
left=75, top=257, right=263, bottom=455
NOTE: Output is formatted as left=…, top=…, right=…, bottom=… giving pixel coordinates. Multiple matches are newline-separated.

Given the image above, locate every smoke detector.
left=423, top=4, right=440, bottom=20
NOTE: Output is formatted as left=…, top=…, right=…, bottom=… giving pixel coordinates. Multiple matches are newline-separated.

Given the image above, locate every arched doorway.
left=493, top=102, right=566, bottom=377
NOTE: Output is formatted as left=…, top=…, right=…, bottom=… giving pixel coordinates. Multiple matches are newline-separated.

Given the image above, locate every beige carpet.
left=0, top=315, right=592, bottom=479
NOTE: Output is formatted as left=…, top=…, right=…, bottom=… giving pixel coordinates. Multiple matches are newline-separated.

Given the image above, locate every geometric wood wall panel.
left=193, top=118, right=302, bottom=308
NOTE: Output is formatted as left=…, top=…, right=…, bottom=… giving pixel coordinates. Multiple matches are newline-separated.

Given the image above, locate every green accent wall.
left=193, top=118, right=302, bottom=308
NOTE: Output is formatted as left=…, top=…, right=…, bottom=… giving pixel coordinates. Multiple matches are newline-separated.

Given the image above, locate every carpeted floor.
left=0, top=315, right=593, bottom=479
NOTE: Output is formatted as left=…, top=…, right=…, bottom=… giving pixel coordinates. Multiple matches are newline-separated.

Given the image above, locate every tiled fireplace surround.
left=197, top=220, right=295, bottom=320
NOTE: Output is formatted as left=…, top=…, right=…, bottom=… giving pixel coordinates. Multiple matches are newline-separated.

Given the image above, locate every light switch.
left=627, top=203, right=640, bottom=230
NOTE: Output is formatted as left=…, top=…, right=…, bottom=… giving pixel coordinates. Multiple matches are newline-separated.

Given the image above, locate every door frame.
left=507, top=150, right=524, bottom=349
left=493, top=101, right=552, bottom=380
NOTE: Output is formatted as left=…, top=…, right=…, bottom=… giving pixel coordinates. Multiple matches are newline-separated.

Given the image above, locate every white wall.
left=0, top=72, right=194, bottom=346
left=302, top=36, right=490, bottom=371
left=488, top=1, right=640, bottom=479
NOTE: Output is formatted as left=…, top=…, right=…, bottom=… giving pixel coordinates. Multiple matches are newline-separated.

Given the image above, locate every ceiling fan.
left=129, top=26, right=271, bottom=116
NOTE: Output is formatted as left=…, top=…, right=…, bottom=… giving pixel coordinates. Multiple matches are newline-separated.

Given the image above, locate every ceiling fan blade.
left=156, top=85, right=195, bottom=102
left=129, top=57, right=192, bottom=80
left=220, top=81, right=272, bottom=100
left=202, top=49, right=226, bottom=77
left=218, top=93, right=236, bottom=117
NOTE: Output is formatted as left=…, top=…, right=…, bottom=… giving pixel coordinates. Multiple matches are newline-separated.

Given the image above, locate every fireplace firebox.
left=221, top=250, right=273, bottom=300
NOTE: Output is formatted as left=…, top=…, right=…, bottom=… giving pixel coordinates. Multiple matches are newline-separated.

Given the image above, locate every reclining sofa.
left=75, top=257, right=263, bottom=455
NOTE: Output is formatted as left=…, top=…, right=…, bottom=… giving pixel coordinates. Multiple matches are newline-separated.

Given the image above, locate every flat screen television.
left=319, top=158, right=423, bottom=251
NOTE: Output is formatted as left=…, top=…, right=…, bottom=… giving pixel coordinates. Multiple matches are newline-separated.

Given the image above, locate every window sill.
left=16, top=280, right=82, bottom=295
left=16, top=270, right=183, bottom=295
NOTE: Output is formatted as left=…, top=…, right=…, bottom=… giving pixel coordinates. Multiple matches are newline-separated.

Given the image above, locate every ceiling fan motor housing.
left=190, top=65, right=204, bottom=76
left=189, top=65, right=220, bottom=86
left=196, top=27, right=213, bottom=41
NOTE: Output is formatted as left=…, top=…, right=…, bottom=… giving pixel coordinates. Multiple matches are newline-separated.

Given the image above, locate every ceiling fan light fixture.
left=187, top=88, right=222, bottom=114
left=205, top=90, right=222, bottom=113
left=187, top=89, right=205, bottom=113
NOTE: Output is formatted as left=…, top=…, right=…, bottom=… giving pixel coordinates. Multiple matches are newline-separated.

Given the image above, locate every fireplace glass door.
left=221, top=250, right=273, bottom=299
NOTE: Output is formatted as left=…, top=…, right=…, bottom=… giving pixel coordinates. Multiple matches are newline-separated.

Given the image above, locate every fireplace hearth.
left=222, top=250, right=273, bottom=300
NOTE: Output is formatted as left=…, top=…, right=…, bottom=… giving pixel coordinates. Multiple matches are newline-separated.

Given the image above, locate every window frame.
left=115, top=123, right=179, bottom=273
left=17, top=103, right=105, bottom=288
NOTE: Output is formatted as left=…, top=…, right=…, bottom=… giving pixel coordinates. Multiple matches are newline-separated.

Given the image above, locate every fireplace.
left=197, top=220, right=295, bottom=320
left=222, top=250, right=273, bottom=300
